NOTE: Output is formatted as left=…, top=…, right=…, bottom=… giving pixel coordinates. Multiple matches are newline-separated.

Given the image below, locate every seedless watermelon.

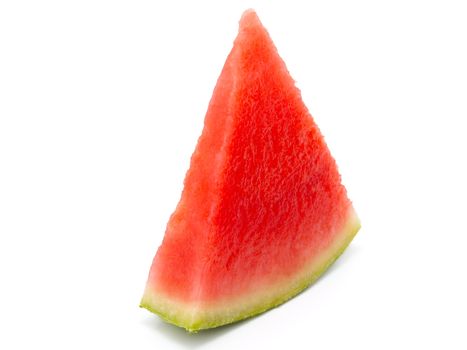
left=141, top=9, right=360, bottom=332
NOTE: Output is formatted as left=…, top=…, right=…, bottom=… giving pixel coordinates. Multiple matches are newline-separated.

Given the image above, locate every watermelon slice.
left=141, top=9, right=360, bottom=332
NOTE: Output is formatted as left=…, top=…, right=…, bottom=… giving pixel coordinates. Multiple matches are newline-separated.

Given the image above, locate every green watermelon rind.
left=140, top=211, right=361, bottom=332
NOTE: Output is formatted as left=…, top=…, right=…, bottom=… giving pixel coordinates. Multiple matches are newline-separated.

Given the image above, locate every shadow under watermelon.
left=143, top=312, right=258, bottom=348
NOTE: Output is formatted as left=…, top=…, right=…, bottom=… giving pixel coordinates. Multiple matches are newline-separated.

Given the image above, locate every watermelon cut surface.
left=141, top=9, right=360, bottom=332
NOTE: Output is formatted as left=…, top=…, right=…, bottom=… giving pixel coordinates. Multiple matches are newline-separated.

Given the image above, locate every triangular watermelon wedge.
left=141, top=9, right=360, bottom=332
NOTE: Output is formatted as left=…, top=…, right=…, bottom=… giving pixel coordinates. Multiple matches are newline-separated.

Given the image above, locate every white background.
left=1, top=1, right=466, bottom=349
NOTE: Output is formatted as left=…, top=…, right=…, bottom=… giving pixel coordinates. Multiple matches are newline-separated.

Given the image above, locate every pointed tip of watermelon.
left=239, top=9, right=261, bottom=28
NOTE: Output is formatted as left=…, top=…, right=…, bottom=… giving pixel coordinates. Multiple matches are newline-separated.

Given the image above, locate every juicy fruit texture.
left=141, top=10, right=360, bottom=332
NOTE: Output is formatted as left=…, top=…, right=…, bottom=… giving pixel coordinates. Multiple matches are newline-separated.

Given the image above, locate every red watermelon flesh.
left=141, top=9, right=360, bottom=331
